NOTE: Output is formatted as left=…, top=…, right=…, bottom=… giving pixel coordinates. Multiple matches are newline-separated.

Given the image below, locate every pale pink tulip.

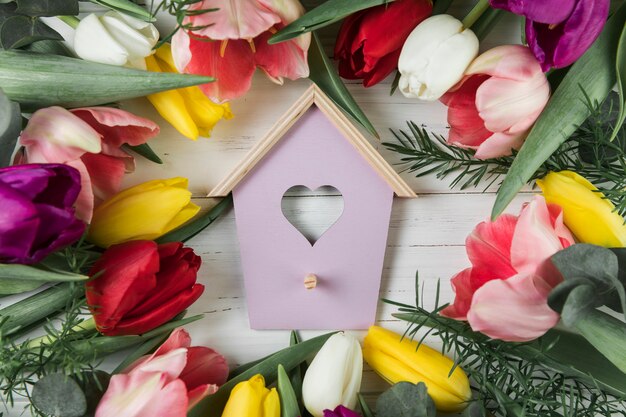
left=441, top=196, right=575, bottom=341
left=171, top=0, right=310, bottom=103
left=95, top=328, right=228, bottom=417
left=441, top=45, right=550, bottom=159
left=16, top=106, right=159, bottom=222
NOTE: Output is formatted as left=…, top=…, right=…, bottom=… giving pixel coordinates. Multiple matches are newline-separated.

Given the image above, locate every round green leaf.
left=32, top=373, right=88, bottom=417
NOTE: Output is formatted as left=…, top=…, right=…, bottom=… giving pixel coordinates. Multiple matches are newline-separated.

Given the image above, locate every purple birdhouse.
left=209, top=85, right=416, bottom=329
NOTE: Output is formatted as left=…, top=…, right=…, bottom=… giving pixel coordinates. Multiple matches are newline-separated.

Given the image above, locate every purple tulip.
left=323, top=405, right=362, bottom=417
left=490, top=0, right=610, bottom=71
left=0, top=164, right=85, bottom=264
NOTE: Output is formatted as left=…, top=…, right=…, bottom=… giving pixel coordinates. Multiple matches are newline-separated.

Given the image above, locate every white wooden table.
left=5, top=5, right=529, bottom=415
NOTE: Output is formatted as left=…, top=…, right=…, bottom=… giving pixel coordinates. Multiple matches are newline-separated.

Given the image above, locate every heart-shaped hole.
left=281, top=185, right=344, bottom=246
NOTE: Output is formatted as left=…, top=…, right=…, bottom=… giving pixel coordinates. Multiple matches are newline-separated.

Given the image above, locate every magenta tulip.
left=490, top=0, right=610, bottom=71
left=324, top=405, right=362, bottom=417
left=0, top=164, right=85, bottom=264
left=441, top=45, right=550, bottom=159
left=441, top=196, right=575, bottom=342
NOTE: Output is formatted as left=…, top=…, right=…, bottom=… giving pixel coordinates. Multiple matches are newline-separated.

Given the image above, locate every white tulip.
left=74, top=11, right=159, bottom=69
left=302, top=332, right=363, bottom=417
left=398, top=14, right=479, bottom=101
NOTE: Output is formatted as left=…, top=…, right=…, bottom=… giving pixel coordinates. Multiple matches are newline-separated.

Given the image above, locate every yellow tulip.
left=222, top=374, right=280, bottom=417
left=146, top=43, right=232, bottom=140
left=537, top=170, right=626, bottom=247
left=362, top=326, right=471, bottom=413
left=88, top=177, right=200, bottom=247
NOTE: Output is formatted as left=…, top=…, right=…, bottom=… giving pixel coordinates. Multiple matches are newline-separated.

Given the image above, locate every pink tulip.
left=95, top=328, right=229, bottom=417
left=441, top=45, right=550, bottom=159
left=16, top=106, right=159, bottom=222
left=171, top=0, right=310, bottom=103
left=441, top=196, right=575, bottom=341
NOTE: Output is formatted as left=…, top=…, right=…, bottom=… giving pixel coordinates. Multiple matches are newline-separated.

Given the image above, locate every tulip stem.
left=462, top=0, right=491, bottom=29
left=59, top=15, right=80, bottom=29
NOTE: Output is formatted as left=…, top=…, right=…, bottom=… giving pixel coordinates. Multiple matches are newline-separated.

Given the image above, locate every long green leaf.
left=123, top=143, right=163, bottom=164
left=0, top=279, right=42, bottom=295
left=0, top=50, right=213, bottom=111
left=89, top=0, right=155, bottom=22
left=277, top=364, right=300, bottom=417
left=270, top=0, right=394, bottom=44
left=611, top=23, right=626, bottom=141
left=308, top=32, right=378, bottom=137
left=0, top=263, right=88, bottom=282
left=156, top=195, right=232, bottom=244
left=0, top=87, right=21, bottom=167
left=492, top=3, right=626, bottom=219
left=188, top=332, right=336, bottom=417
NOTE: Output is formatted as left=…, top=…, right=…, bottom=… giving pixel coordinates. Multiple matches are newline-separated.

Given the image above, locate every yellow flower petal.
left=537, top=170, right=626, bottom=247
left=222, top=375, right=271, bottom=417
left=263, top=388, right=281, bottom=417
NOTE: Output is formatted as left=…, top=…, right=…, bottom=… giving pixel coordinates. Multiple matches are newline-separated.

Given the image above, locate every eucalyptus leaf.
left=156, top=195, right=232, bottom=244
left=308, top=32, right=378, bottom=138
left=375, top=382, right=436, bottom=417
left=270, top=0, right=395, bottom=44
left=188, top=332, right=336, bottom=417
left=31, top=373, right=87, bottom=417
left=492, top=1, right=626, bottom=218
left=24, top=39, right=74, bottom=56
left=277, top=364, right=300, bottom=417
left=14, top=0, right=78, bottom=16
left=0, top=87, right=20, bottom=167
left=610, top=23, right=626, bottom=141
left=0, top=15, right=63, bottom=49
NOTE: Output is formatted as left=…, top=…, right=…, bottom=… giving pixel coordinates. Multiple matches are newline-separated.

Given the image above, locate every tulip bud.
left=87, top=177, right=200, bottom=247
left=398, top=14, right=479, bottom=101
left=74, top=11, right=159, bottom=69
left=363, top=326, right=471, bottom=412
left=221, top=374, right=280, bottom=417
left=302, top=333, right=363, bottom=417
left=537, top=171, right=626, bottom=247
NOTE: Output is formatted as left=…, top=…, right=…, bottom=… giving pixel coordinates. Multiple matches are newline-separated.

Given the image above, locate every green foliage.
left=611, top=23, right=626, bottom=140
left=358, top=393, right=375, bottom=417
left=0, top=88, right=21, bottom=168
left=90, top=0, right=154, bottom=22
left=270, top=0, right=394, bottom=44
left=277, top=364, right=300, bottom=417
left=150, top=0, right=218, bottom=46
left=492, top=1, right=626, bottom=219
left=385, top=273, right=626, bottom=417
left=123, top=143, right=163, bottom=164
left=31, top=373, right=88, bottom=417
left=308, top=32, right=378, bottom=138
left=375, top=382, right=436, bottom=417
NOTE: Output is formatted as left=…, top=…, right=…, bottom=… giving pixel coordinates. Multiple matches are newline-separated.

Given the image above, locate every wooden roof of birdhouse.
left=208, top=84, right=417, bottom=198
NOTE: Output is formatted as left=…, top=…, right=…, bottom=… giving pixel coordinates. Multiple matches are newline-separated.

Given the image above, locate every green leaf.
left=156, top=195, right=232, bottom=244
left=188, top=332, right=336, bottom=417
left=123, top=143, right=163, bottom=164
left=14, top=0, right=78, bottom=16
left=0, top=263, right=88, bottom=282
left=432, top=0, right=454, bottom=15
left=358, top=393, right=375, bottom=417
left=571, top=309, right=626, bottom=374
left=270, top=0, right=394, bottom=44
left=611, top=23, right=626, bottom=141
left=0, top=87, right=20, bottom=167
left=89, top=0, right=154, bottom=22
left=492, top=1, right=626, bottom=219
left=31, top=373, right=87, bottom=417
left=277, top=364, right=300, bottom=417
left=462, top=402, right=487, bottom=417
left=471, top=8, right=504, bottom=41
left=288, top=330, right=308, bottom=415
left=308, top=32, right=378, bottom=138
left=0, top=15, right=63, bottom=49
left=0, top=50, right=214, bottom=111
left=23, top=39, right=74, bottom=56
left=375, top=382, right=436, bottom=417
left=0, top=279, right=42, bottom=295
left=78, top=370, right=111, bottom=416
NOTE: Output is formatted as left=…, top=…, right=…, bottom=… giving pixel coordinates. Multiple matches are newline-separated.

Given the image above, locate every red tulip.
left=95, top=328, right=229, bottom=417
left=442, top=196, right=575, bottom=341
left=334, top=0, right=432, bottom=87
left=86, top=240, right=204, bottom=336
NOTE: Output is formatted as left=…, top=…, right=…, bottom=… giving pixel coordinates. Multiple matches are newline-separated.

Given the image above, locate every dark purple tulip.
left=491, top=0, right=610, bottom=71
left=526, top=0, right=609, bottom=70
left=0, top=164, right=85, bottom=264
left=323, top=405, right=362, bottom=417
left=490, top=0, right=576, bottom=24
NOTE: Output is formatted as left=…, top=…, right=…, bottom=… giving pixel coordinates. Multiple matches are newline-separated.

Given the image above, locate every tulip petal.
left=29, top=202, right=86, bottom=262
left=440, top=268, right=474, bottom=320
left=0, top=183, right=39, bottom=263
left=81, top=153, right=127, bottom=203
left=222, top=375, right=269, bottom=417
left=474, top=131, right=526, bottom=159
left=510, top=196, right=574, bottom=274
left=74, top=14, right=132, bottom=66
left=182, top=34, right=256, bottom=103
left=254, top=29, right=310, bottom=84
left=467, top=272, right=560, bottom=341
left=100, top=12, right=158, bottom=60
left=131, top=348, right=189, bottom=381
left=86, top=240, right=160, bottom=334
left=113, top=284, right=204, bottom=335
left=66, top=159, right=96, bottom=223
left=187, top=384, right=219, bottom=409
left=186, top=0, right=280, bottom=40
left=95, top=372, right=188, bottom=417
left=179, top=346, right=229, bottom=390
left=71, top=107, right=159, bottom=148
left=489, top=0, right=575, bottom=24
